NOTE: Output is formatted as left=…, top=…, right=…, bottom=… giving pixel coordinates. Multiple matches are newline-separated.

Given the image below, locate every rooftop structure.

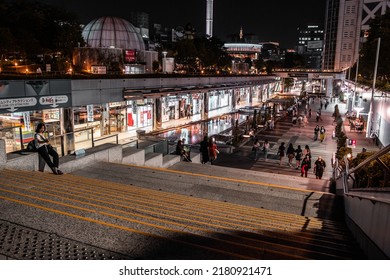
left=82, top=16, right=145, bottom=51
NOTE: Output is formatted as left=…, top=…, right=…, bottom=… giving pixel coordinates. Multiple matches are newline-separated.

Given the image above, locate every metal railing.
left=342, top=144, right=390, bottom=194
left=49, top=127, right=124, bottom=156
left=1, top=125, right=127, bottom=157
left=142, top=136, right=169, bottom=156
left=0, top=125, right=24, bottom=152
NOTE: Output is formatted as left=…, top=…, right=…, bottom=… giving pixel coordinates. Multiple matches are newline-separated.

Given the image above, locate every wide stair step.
left=0, top=167, right=366, bottom=260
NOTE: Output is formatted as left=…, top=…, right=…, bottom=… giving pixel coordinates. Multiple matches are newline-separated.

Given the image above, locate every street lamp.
left=354, top=106, right=364, bottom=118
left=344, top=91, right=351, bottom=112
left=366, top=37, right=381, bottom=138
left=162, top=51, right=167, bottom=73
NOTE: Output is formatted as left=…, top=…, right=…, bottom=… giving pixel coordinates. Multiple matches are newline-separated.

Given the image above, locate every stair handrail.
left=343, top=144, right=390, bottom=194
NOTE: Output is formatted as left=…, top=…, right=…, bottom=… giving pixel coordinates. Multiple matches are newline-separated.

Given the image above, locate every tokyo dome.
left=82, top=16, right=145, bottom=51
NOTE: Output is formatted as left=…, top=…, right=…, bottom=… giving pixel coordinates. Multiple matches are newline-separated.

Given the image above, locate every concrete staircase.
left=0, top=161, right=365, bottom=260
left=0, top=139, right=199, bottom=174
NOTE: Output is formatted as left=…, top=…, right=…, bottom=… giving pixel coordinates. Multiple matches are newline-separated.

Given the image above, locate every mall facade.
left=0, top=75, right=279, bottom=154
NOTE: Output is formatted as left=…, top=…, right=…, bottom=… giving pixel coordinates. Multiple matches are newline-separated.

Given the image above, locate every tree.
left=173, top=38, right=198, bottom=72
left=172, top=34, right=231, bottom=73
left=254, top=58, right=266, bottom=73
left=195, top=36, right=230, bottom=72
left=283, top=78, right=294, bottom=92
left=359, top=10, right=390, bottom=86
left=350, top=152, right=390, bottom=188
left=0, top=0, right=85, bottom=67
left=283, top=52, right=306, bottom=68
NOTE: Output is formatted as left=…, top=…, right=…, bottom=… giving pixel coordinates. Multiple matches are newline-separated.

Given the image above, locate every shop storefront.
left=208, top=89, right=233, bottom=118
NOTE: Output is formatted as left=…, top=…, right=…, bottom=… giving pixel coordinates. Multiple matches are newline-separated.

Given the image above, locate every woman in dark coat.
left=278, top=142, right=286, bottom=166
left=199, top=135, right=210, bottom=164
left=314, top=156, right=326, bottom=179
left=301, top=155, right=310, bottom=177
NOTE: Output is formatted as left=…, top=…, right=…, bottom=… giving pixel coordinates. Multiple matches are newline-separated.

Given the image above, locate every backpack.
left=26, top=139, right=38, bottom=152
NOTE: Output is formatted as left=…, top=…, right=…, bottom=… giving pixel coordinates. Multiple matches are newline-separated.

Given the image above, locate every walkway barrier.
left=0, top=125, right=24, bottom=153
left=337, top=144, right=390, bottom=259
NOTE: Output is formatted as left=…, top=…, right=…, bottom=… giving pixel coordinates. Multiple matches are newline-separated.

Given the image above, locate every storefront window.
left=208, top=90, right=232, bottom=111
left=126, top=101, right=137, bottom=130
left=134, top=98, right=153, bottom=129
left=137, top=104, right=153, bottom=128
left=109, top=103, right=126, bottom=133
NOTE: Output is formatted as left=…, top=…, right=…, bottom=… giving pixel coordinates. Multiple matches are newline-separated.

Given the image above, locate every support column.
left=154, top=97, right=162, bottom=130
left=249, top=87, right=253, bottom=105
left=101, top=103, right=110, bottom=135
left=202, top=92, right=209, bottom=120
left=0, top=139, right=6, bottom=166
left=60, top=107, right=75, bottom=155
left=326, top=78, right=333, bottom=97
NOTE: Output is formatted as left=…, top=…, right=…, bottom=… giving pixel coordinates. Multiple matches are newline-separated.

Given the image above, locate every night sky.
left=39, top=0, right=327, bottom=48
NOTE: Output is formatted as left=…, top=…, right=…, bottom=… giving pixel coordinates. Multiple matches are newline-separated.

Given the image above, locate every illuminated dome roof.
left=82, top=16, right=145, bottom=50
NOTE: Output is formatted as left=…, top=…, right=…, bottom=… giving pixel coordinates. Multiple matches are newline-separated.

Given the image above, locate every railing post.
left=60, top=135, right=65, bottom=157
left=18, top=126, right=24, bottom=150
left=91, top=128, right=94, bottom=147
left=115, top=134, right=118, bottom=144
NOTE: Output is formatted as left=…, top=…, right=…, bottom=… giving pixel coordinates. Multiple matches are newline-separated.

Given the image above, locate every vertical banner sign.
left=23, top=112, right=31, bottom=131
left=87, top=105, right=94, bottom=122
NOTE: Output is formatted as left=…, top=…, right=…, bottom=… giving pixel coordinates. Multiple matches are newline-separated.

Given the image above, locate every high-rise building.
left=323, top=0, right=390, bottom=71
left=296, top=25, right=324, bottom=69
left=130, top=12, right=149, bottom=29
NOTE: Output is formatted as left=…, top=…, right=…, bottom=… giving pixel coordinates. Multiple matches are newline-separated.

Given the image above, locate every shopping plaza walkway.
left=0, top=96, right=379, bottom=260
left=214, top=97, right=379, bottom=183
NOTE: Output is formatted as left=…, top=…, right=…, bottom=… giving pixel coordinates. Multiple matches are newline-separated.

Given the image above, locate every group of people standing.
left=251, top=138, right=270, bottom=161
left=176, top=136, right=220, bottom=164
left=199, top=136, right=219, bottom=165
left=313, top=125, right=326, bottom=142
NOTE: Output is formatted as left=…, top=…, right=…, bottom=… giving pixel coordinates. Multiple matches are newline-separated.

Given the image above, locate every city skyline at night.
left=39, top=0, right=327, bottom=48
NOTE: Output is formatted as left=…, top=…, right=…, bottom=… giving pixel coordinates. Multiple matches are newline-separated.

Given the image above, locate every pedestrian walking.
left=286, top=143, right=295, bottom=167
left=303, top=145, right=312, bottom=170
left=314, top=156, right=326, bottom=179
left=308, top=108, right=312, bottom=119
left=303, top=115, right=308, bottom=127
left=199, top=135, right=209, bottom=164
left=295, top=145, right=303, bottom=169
left=297, top=115, right=303, bottom=127
left=263, top=139, right=270, bottom=161
left=292, top=115, right=297, bottom=126
left=252, top=138, right=261, bottom=160
left=319, top=126, right=326, bottom=142
left=269, top=118, right=275, bottom=130
left=313, top=125, right=320, bottom=141
left=208, top=137, right=218, bottom=165
left=277, top=142, right=286, bottom=166
left=301, top=155, right=310, bottom=177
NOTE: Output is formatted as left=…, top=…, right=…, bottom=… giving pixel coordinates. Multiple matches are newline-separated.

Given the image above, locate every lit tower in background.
left=206, top=0, right=214, bottom=37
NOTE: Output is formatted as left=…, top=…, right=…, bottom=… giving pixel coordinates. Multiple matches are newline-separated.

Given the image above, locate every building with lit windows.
left=323, top=0, right=390, bottom=71
left=296, top=25, right=324, bottom=69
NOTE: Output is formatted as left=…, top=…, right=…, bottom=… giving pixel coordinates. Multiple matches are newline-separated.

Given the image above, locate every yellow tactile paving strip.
left=0, top=169, right=357, bottom=259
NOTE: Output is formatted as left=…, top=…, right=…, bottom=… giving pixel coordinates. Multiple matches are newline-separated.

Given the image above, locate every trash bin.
left=136, top=129, right=146, bottom=140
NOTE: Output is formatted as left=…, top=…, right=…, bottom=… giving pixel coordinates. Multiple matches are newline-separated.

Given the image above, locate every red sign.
left=125, top=50, right=136, bottom=63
